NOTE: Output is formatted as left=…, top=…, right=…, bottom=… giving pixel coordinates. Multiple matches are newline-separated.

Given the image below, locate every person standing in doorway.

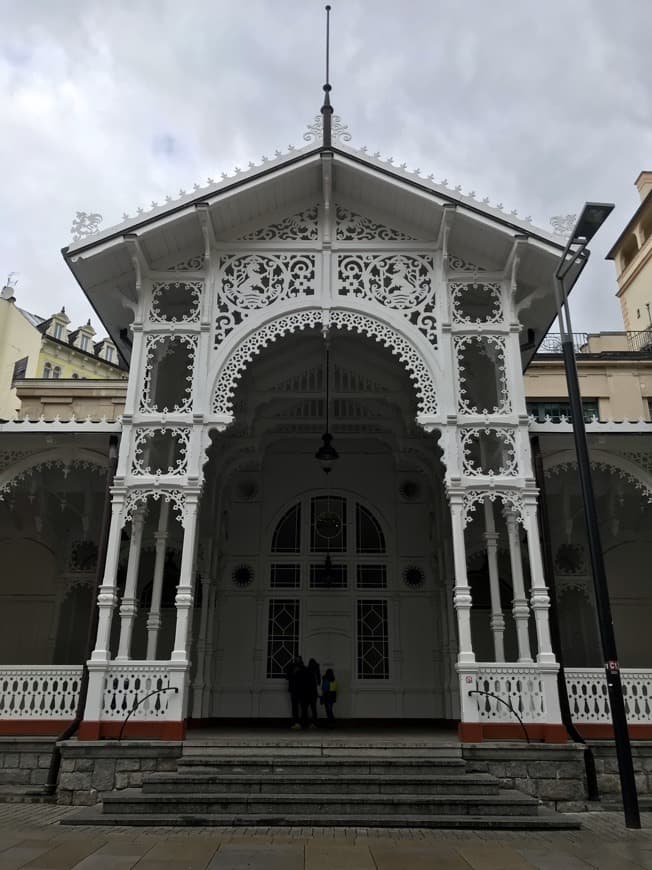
left=307, top=658, right=321, bottom=727
left=284, top=656, right=304, bottom=730
left=321, top=668, right=337, bottom=727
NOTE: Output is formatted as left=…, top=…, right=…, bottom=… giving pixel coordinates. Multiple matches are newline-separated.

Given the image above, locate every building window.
left=357, top=599, right=389, bottom=679
left=271, top=504, right=301, bottom=553
left=53, top=323, right=63, bottom=340
left=270, top=564, right=300, bottom=589
left=105, top=346, right=113, bottom=362
left=266, top=599, right=300, bottom=678
left=311, top=495, right=346, bottom=553
left=12, top=357, right=28, bottom=382
left=356, top=504, right=386, bottom=553
left=52, top=366, right=61, bottom=379
left=526, top=399, right=599, bottom=423
left=648, top=398, right=652, bottom=420
left=71, top=373, right=80, bottom=379
left=309, top=562, right=347, bottom=589
left=79, top=335, right=89, bottom=352
left=42, top=362, right=52, bottom=378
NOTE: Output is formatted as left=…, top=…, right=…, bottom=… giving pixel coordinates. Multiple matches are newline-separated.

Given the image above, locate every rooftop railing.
left=538, top=330, right=652, bottom=355
left=627, top=327, right=652, bottom=353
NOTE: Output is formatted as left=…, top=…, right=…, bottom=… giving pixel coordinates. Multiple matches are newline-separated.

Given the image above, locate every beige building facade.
left=0, top=285, right=126, bottom=420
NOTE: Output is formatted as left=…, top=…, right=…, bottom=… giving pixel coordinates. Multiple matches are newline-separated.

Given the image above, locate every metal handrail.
left=117, top=687, right=179, bottom=741
left=467, top=690, right=530, bottom=743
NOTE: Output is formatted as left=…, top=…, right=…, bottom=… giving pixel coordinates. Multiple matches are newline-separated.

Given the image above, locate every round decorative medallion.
left=554, top=543, right=585, bottom=575
left=232, top=564, right=254, bottom=587
left=402, top=565, right=425, bottom=588
left=400, top=480, right=421, bottom=501
left=236, top=479, right=259, bottom=501
left=316, top=511, right=342, bottom=539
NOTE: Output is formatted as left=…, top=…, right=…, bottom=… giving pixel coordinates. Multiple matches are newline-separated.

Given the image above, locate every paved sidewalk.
left=0, top=803, right=650, bottom=868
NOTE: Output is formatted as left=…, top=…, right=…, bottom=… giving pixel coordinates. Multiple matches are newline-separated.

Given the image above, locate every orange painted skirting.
left=77, top=720, right=185, bottom=740
left=458, top=722, right=569, bottom=743
left=0, top=719, right=73, bottom=736
left=575, top=723, right=652, bottom=740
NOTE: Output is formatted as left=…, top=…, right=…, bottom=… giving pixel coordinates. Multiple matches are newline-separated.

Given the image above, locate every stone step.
left=102, top=789, right=540, bottom=817
left=181, top=744, right=464, bottom=759
left=142, top=771, right=500, bottom=796
left=177, top=756, right=467, bottom=775
left=0, top=786, right=56, bottom=805
left=63, top=805, right=581, bottom=831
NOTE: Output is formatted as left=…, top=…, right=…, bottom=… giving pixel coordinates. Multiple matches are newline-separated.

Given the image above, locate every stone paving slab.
left=0, top=802, right=651, bottom=869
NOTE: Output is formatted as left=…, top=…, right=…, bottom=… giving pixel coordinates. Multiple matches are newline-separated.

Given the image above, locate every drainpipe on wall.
left=531, top=435, right=599, bottom=801
left=45, top=434, right=120, bottom=795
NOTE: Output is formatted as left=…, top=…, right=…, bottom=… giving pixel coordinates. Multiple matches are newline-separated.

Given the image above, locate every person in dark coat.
left=306, top=658, right=321, bottom=726
left=295, top=659, right=316, bottom=729
left=321, top=668, right=337, bottom=726
left=284, top=656, right=304, bottom=729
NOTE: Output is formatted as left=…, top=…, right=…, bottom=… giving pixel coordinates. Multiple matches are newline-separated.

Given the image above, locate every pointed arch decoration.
left=543, top=449, right=652, bottom=503
left=0, top=448, right=109, bottom=499
left=210, top=307, right=438, bottom=417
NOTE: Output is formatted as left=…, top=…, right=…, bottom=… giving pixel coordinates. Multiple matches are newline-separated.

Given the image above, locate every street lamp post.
left=553, top=202, right=640, bottom=829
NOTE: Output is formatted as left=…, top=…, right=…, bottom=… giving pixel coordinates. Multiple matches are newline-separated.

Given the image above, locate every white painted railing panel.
left=101, top=662, right=182, bottom=721
left=565, top=669, right=652, bottom=724
left=464, top=665, right=547, bottom=722
left=0, top=667, right=82, bottom=719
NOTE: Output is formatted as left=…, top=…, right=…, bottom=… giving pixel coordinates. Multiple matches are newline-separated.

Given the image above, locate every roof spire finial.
left=320, top=4, right=333, bottom=148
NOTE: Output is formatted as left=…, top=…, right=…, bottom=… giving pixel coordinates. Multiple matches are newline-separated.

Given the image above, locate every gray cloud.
left=1, top=0, right=650, bottom=334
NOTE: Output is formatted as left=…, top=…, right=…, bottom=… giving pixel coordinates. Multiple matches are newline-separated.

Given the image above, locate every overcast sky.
left=2, top=0, right=651, bottom=338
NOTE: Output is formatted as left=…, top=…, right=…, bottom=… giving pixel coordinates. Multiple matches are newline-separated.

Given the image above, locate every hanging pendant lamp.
left=315, top=337, right=339, bottom=474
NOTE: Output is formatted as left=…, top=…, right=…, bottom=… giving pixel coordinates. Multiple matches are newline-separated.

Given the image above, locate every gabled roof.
left=62, top=138, right=570, bottom=369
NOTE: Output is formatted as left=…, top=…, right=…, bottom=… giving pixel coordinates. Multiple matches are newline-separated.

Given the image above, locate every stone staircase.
left=64, top=739, right=580, bottom=829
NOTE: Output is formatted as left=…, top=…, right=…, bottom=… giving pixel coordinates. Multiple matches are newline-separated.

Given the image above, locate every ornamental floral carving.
left=131, top=427, right=190, bottom=477
left=454, top=335, right=510, bottom=415
left=335, top=205, right=418, bottom=241
left=215, top=255, right=317, bottom=347
left=149, top=281, right=202, bottom=324
left=459, top=427, right=517, bottom=477
left=0, top=458, right=107, bottom=499
left=337, top=254, right=437, bottom=346
left=121, top=489, right=186, bottom=527
left=461, top=490, right=525, bottom=529
left=450, top=282, right=503, bottom=325
left=166, top=254, right=205, bottom=271
left=237, top=207, right=318, bottom=241
left=211, top=309, right=438, bottom=416
left=546, top=460, right=652, bottom=503
left=447, top=254, right=483, bottom=273
left=140, top=334, right=197, bottom=414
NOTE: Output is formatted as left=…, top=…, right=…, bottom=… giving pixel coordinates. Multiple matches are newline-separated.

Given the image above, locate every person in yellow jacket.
left=321, top=668, right=337, bottom=726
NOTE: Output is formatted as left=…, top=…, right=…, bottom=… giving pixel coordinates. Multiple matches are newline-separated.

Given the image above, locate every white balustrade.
left=101, top=662, right=183, bottom=721
left=0, top=666, right=82, bottom=719
left=565, top=668, right=652, bottom=724
left=463, top=664, right=548, bottom=723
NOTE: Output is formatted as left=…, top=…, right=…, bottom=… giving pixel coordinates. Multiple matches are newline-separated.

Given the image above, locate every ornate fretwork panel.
left=214, top=254, right=317, bottom=347
left=0, top=458, right=107, bottom=499
left=461, top=490, right=525, bottom=529
left=337, top=254, right=437, bottom=346
left=149, top=281, right=202, bottom=324
left=450, top=282, right=503, bottom=325
left=447, top=254, right=483, bottom=273
left=211, top=309, right=438, bottom=417
left=0, top=450, right=33, bottom=473
left=454, top=335, right=510, bottom=415
left=121, top=488, right=186, bottom=528
left=236, top=206, right=319, bottom=241
left=335, top=205, right=418, bottom=241
left=140, top=334, right=197, bottom=414
left=131, top=427, right=190, bottom=477
left=545, top=460, right=652, bottom=503
left=166, top=254, right=205, bottom=271
left=459, top=427, right=518, bottom=477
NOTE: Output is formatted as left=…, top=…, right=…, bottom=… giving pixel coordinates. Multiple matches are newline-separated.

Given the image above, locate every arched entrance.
left=192, top=326, right=456, bottom=721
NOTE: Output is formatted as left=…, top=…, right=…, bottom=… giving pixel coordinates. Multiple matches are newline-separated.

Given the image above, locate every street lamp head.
left=571, top=202, right=614, bottom=244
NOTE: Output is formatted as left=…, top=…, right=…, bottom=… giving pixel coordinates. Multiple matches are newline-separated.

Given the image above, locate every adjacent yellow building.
left=0, top=284, right=126, bottom=420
